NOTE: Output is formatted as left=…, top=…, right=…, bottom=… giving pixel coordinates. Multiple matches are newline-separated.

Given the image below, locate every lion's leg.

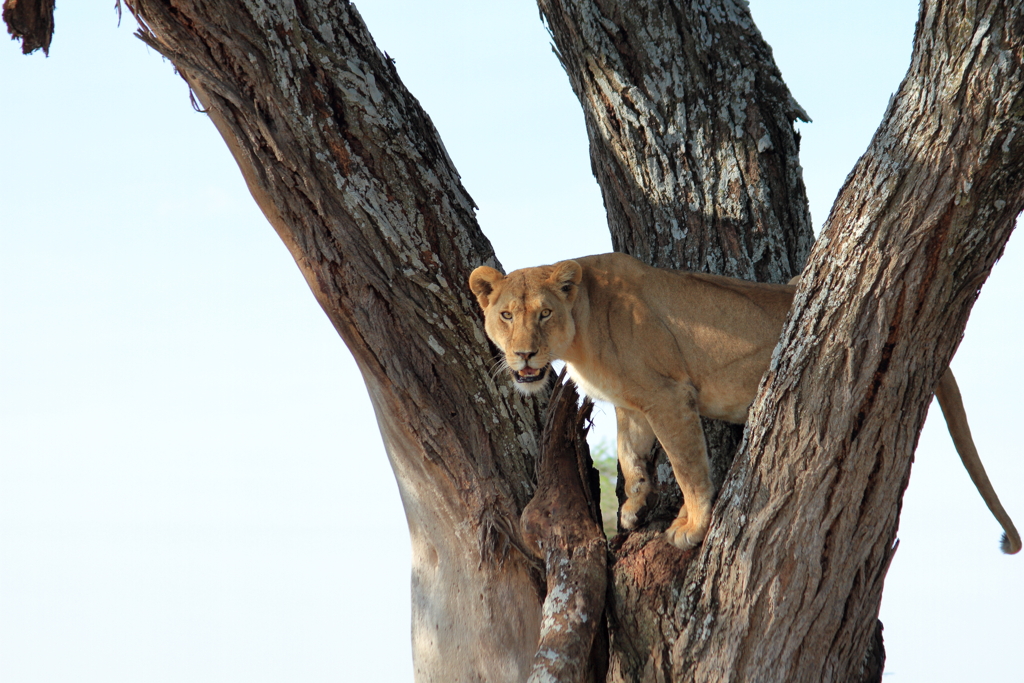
left=616, top=406, right=657, bottom=530
left=644, top=389, right=714, bottom=551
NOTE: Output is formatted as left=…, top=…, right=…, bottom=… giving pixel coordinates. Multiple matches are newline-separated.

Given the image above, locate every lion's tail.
left=934, top=368, right=1022, bottom=554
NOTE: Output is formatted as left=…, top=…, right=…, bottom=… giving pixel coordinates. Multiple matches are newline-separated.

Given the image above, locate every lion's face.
left=468, top=261, right=582, bottom=394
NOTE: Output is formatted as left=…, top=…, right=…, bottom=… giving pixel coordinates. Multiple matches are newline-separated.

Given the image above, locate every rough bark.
left=673, top=1, right=1024, bottom=680
left=538, top=0, right=813, bottom=282
left=119, top=2, right=547, bottom=681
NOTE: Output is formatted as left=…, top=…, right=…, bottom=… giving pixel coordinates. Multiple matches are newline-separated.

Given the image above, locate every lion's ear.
left=549, top=260, right=583, bottom=299
left=469, top=266, right=504, bottom=310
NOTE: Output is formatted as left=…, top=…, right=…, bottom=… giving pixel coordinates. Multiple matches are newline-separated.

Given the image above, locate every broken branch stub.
left=2, top=0, right=55, bottom=55
left=522, top=375, right=608, bottom=683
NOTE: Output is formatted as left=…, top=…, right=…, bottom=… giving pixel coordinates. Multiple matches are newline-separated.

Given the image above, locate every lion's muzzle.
left=512, top=364, right=550, bottom=385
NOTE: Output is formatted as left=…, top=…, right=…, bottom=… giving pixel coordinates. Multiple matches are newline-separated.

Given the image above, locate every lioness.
left=469, top=252, right=1021, bottom=553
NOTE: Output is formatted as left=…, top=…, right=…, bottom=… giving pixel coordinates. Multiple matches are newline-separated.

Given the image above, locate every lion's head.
left=468, top=260, right=583, bottom=394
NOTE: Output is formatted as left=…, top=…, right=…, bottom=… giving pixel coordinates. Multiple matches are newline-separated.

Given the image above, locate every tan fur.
left=470, top=252, right=1021, bottom=553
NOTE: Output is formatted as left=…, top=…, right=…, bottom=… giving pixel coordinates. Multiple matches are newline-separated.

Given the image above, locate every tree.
left=6, top=1, right=1024, bottom=681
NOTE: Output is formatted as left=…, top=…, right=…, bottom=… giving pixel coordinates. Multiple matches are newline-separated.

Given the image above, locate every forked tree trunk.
left=9, top=1, right=1024, bottom=681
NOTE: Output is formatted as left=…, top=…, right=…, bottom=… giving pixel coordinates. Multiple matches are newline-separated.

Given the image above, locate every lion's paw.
left=619, top=497, right=647, bottom=530
left=664, top=517, right=707, bottom=551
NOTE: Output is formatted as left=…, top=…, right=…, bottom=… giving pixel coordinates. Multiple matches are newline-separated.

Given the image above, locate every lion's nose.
left=515, top=351, right=537, bottom=361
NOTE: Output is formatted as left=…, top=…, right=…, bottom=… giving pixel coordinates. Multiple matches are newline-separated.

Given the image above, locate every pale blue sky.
left=1, top=2, right=1021, bottom=681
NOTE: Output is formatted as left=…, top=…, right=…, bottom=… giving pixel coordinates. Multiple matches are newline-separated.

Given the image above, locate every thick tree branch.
left=678, top=2, right=1024, bottom=680
left=120, top=2, right=548, bottom=680
left=538, top=0, right=813, bottom=281
left=538, top=0, right=815, bottom=533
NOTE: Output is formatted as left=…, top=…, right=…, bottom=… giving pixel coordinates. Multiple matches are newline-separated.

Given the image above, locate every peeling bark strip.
left=522, top=376, right=608, bottom=683
left=116, top=2, right=547, bottom=680
left=676, top=2, right=1024, bottom=681
left=3, top=0, right=54, bottom=55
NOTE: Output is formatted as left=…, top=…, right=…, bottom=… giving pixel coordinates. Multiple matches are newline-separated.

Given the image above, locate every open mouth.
left=512, top=364, right=550, bottom=384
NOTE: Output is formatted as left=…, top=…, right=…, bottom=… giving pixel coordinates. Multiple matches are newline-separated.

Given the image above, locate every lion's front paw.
left=664, top=515, right=708, bottom=551
left=619, top=496, right=647, bottom=530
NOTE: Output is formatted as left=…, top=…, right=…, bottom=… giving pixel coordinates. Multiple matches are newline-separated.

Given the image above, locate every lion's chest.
left=565, top=363, right=619, bottom=405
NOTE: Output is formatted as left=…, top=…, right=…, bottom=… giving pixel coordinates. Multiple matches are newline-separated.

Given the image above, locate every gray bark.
left=538, top=0, right=813, bottom=282
left=122, top=1, right=548, bottom=680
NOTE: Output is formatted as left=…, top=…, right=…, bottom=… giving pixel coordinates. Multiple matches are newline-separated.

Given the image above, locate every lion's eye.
left=500, top=311, right=513, bottom=321
left=540, top=309, right=552, bottom=319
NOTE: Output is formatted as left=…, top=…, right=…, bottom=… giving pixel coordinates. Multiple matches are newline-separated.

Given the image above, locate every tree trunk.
left=537, top=0, right=813, bottom=281
left=121, top=2, right=549, bottom=680
left=672, top=1, right=1024, bottom=680
left=10, top=1, right=1024, bottom=681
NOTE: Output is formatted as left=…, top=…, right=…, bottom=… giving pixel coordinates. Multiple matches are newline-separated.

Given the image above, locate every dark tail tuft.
left=1000, top=532, right=1022, bottom=555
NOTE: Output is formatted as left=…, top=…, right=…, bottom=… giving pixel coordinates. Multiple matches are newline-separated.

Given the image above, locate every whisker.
left=489, top=354, right=511, bottom=381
